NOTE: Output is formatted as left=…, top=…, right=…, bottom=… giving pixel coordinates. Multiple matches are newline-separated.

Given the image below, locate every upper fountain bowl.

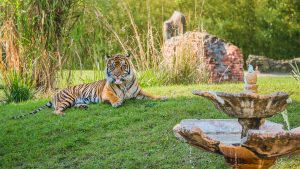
left=193, top=90, right=291, bottom=118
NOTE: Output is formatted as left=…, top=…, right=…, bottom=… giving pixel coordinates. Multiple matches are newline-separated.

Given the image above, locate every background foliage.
left=2, top=0, right=300, bottom=70
left=12, top=0, right=300, bottom=69
left=65, top=0, right=300, bottom=69
left=1, top=0, right=300, bottom=101
left=2, top=0, right=300, bottom=68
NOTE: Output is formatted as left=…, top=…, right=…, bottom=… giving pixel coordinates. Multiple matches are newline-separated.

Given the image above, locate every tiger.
left=12, top=53, right=167, bottom=119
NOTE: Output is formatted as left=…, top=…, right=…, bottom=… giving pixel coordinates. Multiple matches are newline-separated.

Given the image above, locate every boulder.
left=246, top=55, right=300, bottom=73
left=162, top=32, right=244, bottom=83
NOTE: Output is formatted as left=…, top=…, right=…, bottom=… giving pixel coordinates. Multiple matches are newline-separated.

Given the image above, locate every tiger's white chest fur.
left=112, top=77, right=140, bottom=100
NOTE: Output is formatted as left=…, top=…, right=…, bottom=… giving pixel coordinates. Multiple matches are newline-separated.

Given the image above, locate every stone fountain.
left=173, top=65, right=300, bottom=169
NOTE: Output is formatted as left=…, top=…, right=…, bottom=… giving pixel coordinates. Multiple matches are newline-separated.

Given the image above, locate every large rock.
left=162, top=32, right=244, bottom=83
left=246, top=55, right=300, bottom=73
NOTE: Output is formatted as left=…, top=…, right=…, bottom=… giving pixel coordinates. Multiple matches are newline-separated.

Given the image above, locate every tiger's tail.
left=12, top=101, right=53, bottom=120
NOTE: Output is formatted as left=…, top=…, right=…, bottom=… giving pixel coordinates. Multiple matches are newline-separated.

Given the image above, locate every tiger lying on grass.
left=13, top=53, right=167, bottom=119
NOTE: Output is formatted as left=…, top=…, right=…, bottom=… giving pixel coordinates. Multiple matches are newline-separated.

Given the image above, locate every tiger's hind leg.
left=52, top=89, right=76, bottom=116
left=53, top=103, right=71, bottom=116
left=74, top=104, right=89, bottom=110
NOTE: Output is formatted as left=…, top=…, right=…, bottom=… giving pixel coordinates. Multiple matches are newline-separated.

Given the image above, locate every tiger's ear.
left=105, top=54, right=110, bottom=61
left=125, top=52, right=131, bottom=58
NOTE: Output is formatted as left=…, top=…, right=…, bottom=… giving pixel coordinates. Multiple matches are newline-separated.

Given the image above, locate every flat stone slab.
left=175, top=119, right=284, bottom=145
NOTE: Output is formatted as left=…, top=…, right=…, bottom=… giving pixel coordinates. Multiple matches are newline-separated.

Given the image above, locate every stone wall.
left=162, top=32, right=244, bottom=83
left=246, top=55, right=300, bottom=73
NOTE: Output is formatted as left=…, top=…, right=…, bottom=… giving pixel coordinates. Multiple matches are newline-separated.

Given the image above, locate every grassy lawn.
left=0, top=76, right=299, bottom=168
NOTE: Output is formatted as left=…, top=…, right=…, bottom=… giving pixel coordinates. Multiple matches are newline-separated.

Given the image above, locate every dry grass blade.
left=94, top=9, right=127, bottom=52
left=122, top=2, right=147, bottom=70
left=162, top=33, right=209, bottom=84
left=0, top=18, right=22, bottom=87
left=92, top=2, right=163, bottom=72
left=0, top=0, right=83, bottom=101
left=290, top=61, right=300, bottom=83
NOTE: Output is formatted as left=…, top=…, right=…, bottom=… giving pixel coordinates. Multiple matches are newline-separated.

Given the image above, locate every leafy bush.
left=3, top=71, right=33, bottom=103
left=137, top=69, right=167, bottom=87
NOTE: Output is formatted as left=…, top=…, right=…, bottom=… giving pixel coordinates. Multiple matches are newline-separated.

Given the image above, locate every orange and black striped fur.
left=13, top=53, right=166, bottom=119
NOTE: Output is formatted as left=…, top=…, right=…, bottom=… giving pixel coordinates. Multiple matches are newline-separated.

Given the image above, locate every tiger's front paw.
left=74, top=104, right=89, bottom=109
left=160, top=96, right=168, bottom=101
left=111, top=100, right=123, bottom=108
left=54, top=111, right=65, bottom=116
left=79, top=104, right=89, bottom=109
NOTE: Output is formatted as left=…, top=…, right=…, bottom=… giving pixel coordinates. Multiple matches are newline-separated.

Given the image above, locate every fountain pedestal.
left=238, top=118, right=265, bottom=138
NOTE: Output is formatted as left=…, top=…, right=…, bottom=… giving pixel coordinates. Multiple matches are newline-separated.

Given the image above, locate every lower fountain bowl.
left=173, top=119, right=300, bottom=169
left=219, top=144, right=275, bottom=169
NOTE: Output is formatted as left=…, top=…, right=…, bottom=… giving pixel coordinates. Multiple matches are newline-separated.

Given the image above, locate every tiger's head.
left=105, top=53, right=135, bottom=85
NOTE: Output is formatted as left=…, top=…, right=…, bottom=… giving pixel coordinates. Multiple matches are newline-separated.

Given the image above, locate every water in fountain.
left=187, top=145, right=195, bottom=168
left=189, top=146, right=194, bottom=168
left=281, top=109, right=290, bottom=131
left=234, top=152, right=238, bottom=167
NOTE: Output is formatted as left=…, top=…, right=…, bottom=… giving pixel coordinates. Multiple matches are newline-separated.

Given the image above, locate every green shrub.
left=3, top=71, right=33, bottom=103
left=137, top=69, right=167, bottom=87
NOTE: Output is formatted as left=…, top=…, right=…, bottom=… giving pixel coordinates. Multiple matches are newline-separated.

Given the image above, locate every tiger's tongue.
left=115, top=78, right=122, bottom=84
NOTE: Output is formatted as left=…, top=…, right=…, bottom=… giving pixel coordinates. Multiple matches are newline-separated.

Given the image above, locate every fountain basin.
left=192, top=91, right=290, bottom=118
left=192, top=90, right=291, bottom=137
left=243, top=128, right=300, bottom=158
left=174, top=119, right=300, bottom=169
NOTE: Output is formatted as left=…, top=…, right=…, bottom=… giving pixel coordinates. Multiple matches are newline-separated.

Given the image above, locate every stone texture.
left=243, top=128, right=300, bottom=158
left=220, top=144, right=276, bottom=169
left=163, top=11, right=186, bottom=41
left=162, top=32, right=244, bottom=83
left=238, top=118, right=265, bottom=138
left=244, top=66, right=259, bottom=93
left=246, top=55, right=300, bottom=73
left=173, top=124, right=221, bottom=154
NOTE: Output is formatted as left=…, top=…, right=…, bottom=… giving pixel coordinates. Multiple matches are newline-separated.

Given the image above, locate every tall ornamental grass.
left=0, top=0, right=83, bottom=102
left=290, top=61, right=300, bottom=84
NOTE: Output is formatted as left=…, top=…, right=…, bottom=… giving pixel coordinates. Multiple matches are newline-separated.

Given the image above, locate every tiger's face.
left=105, top=54, right=134, bottom=85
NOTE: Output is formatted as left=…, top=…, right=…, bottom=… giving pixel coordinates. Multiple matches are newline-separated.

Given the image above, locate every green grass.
left=0, top=76, right=299, bottom=168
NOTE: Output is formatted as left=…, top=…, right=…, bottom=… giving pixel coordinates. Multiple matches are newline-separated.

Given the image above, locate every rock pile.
left=162, top=32, right=244, bottom=83
left=246, top=55, right=300, bottom=73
